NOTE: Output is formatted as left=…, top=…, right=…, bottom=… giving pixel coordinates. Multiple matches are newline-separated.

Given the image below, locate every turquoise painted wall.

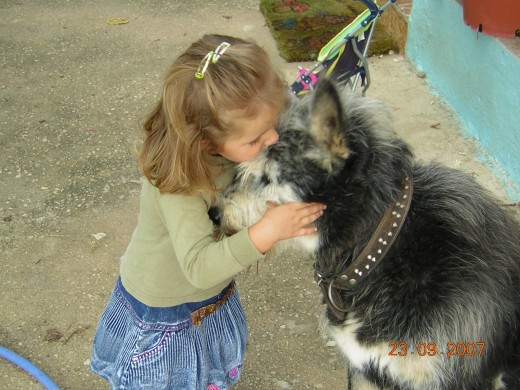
left=405, top=0, right=520, bottom=199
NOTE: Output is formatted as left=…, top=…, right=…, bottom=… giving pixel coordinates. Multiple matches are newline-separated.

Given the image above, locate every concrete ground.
left=0, top=1, right=515, bottom=389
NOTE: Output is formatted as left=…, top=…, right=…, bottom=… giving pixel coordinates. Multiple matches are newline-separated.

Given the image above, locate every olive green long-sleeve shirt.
left=120, top=157, right=264, bottom=307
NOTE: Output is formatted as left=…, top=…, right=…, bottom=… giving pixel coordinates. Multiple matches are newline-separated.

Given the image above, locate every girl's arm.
left=248, top=202, right=326, bottom=254
left=159, top=192, right=264, bottom=289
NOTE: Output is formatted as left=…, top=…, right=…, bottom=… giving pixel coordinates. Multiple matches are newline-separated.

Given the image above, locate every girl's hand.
left=248, top=201, right=326, bottom=254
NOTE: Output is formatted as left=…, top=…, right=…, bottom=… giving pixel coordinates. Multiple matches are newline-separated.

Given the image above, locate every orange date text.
left=388, top=341, right=485, bottom=357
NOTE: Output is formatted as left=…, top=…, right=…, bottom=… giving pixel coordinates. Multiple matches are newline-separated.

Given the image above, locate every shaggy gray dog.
left=212, top=80, right=520, bottom=389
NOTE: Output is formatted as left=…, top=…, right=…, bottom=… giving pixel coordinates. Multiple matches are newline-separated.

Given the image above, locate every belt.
left=190, top=280, right=235, bottom=326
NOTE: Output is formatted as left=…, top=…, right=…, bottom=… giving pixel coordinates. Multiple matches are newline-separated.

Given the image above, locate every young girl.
left=90, top=34, right=325, bottom=390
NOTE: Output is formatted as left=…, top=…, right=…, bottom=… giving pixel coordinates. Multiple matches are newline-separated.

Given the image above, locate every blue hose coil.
left=0, top=346, right=60, bottom=390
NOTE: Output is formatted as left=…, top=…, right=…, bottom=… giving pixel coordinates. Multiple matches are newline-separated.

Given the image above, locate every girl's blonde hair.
left=138, top=34, right=287, bottom=195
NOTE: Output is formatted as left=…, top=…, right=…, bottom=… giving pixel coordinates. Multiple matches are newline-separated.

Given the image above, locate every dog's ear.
left=306, top=80, right=349, bottom=172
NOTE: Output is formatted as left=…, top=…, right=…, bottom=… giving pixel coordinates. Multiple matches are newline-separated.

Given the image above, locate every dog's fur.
left=213, top=80, right=520, bottom=389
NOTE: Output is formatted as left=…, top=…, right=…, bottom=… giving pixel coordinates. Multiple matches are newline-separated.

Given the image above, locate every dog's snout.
left=208, top=206, right=221, bottom=225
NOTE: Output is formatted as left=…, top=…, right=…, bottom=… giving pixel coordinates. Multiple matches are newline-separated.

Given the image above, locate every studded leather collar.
left=315, top=177, right=413, bottom=320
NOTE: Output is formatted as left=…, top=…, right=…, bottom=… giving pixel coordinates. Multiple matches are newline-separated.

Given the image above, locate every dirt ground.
left=0, top=1, right=516, bottom=389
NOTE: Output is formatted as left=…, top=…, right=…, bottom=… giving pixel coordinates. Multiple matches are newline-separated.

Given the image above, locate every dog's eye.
left=260, top=174, right=271, bottom=186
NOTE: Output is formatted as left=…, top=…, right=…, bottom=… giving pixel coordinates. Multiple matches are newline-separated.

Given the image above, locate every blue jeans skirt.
left=90, top=278, right=247, bottom=390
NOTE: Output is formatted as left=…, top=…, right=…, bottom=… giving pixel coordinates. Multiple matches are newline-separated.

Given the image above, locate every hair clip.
left=195, top=51, right=214, bottom=79
left=195, top=42, right=231, bottom=79
left=211, top=42, right=231, bottom=64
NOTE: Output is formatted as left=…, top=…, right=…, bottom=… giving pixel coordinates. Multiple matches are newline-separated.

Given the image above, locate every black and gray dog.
left=213, top=80, right=520, bottom=389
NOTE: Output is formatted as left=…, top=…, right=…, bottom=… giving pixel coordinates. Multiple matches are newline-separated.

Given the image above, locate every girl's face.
left=215, top=104, right=280, bottom=163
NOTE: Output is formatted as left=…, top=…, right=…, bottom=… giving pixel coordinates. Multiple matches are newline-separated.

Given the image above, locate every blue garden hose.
left=0, top=346, right=60, bottom=390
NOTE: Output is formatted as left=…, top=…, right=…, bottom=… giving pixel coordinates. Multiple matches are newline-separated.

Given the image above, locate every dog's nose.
left=208, top=206, right=221, bottom=225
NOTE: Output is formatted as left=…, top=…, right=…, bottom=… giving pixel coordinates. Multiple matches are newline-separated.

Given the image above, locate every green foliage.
left=260, top=0, right=397, bottom=62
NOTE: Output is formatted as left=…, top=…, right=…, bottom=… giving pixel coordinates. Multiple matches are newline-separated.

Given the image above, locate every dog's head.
left=212, top=80, right=410, bottom=255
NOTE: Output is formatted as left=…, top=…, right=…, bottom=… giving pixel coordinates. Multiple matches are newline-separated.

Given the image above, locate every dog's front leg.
left=348, top=367, right=380, bottom=390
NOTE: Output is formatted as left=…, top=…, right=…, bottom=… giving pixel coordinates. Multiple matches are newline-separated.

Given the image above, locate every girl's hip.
left=90, top=277, right=247, bottom=389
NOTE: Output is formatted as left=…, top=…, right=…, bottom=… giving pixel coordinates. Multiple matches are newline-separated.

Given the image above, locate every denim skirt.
left=90, top=277, right=247, bottom=390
